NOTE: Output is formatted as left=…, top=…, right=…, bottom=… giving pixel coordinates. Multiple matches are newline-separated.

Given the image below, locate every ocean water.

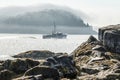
left=0, top=34, right=97, bottom=60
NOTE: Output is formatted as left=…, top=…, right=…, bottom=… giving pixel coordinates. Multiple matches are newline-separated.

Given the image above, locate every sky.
left=0, top=0, right=120, bottom=27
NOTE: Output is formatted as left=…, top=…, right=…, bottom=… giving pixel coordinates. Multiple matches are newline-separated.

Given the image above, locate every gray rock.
left=24, top=66, right=60, bottom=80
left=103, top=30, right=120, bottom=53
left=71, top=35, right=102, bottom=58
left=2, top=59, right=12, bottom=70
left=13, top=50, right=55, bottom=59
left=70, top=32, right=120, bottom=80
left=46, top=55, right=77, bottom=79
left=88, top=57, right=105, bottom=63
left=98, top=24, right=120, bottom=42
left=0, top=66, right=4, bottom=71
left=15, top=75, right=43, bottom=80
left=105, top=73, right=120, bottom=80
left=10, top=59, right=30, bottom=74
left=0, top=69, right=15, bottom=80
left=25, top=58, right=40, bottom=68
left=99, top=24, right=120, bottom=53
left=92, top=45, right=107, bottom=52
left=115, top=69, right=120, bottom=73
left=81, top=68, right=99, bottom=74
left=2, top=59, right=39, bottom=74
left=87, top=35, right=98, bottom=43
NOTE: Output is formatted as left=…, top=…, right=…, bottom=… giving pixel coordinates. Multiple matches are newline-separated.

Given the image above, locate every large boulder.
left=46, top=55, right=77, bottom=79
left=13, top=75, right=43, bottom=80
left=9, top=59, right=30, bottom=74
left=71, top=33, right=120, bottom=79
left=24, top=66, right=60, bottom=80
left=13, top=50, right=55, bottom=59
left=103, top=30, right=120, bottom=53
left=0, top=69, right=15, bottom=80
left=2, top=59, right=40, bottom=74
left=99, top=24, right=120, bottom=53
left=98, top=24, right=120, bottom=42
left=71, top=36, right=100, bottom=57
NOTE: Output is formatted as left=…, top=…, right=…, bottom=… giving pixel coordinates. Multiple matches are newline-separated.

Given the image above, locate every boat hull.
left=43, top=34, right=67, bottom=39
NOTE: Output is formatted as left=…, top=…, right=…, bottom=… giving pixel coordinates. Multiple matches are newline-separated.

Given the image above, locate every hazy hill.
left=3, top=9, right=88, bottom=27
left=0, top=4, right=88, bottom=27
left=0, top=4, right=97, bottom=34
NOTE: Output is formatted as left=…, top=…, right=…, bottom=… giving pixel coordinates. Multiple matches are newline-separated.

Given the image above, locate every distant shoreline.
left=0, top=24, right=97, bottom=34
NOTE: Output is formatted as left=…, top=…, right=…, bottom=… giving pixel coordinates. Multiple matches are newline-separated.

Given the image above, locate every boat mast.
left=53, top=21, right=56, bottom=34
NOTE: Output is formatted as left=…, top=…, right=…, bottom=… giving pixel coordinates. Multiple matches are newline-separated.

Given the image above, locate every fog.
left=0, top=0, right=120, bottom=27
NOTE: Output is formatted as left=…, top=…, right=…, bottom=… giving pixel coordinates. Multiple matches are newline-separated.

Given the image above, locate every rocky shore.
left=0, top=24, right=120, bottom=80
